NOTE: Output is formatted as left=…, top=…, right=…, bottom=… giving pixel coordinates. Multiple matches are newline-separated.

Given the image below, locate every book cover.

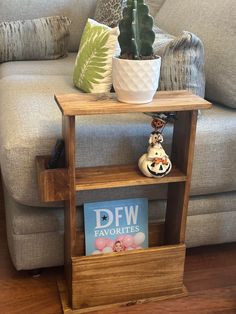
left=84, top=198, right=148, bottom=255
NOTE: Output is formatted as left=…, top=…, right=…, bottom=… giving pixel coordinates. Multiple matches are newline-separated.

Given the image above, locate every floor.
left=0, top=180, right=236, bottom=313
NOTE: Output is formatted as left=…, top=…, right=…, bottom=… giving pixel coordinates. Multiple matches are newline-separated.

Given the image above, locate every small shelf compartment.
left=36, top=156, right=69, bottom=202
left=36, top=156, right=187, bottom=202
left=59, top=243, right=187, bottom=311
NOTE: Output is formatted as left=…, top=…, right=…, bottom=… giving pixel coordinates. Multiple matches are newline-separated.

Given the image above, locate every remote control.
left=47, top=139, right=65, bottom=169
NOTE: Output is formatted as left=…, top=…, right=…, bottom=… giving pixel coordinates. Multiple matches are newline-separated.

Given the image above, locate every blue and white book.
left=84, top=198, right=148, bottom=256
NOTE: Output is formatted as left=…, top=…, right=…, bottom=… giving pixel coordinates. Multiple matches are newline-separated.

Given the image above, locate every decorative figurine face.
left=138, top=128, right=172, bottom=179
left=149, top=132, right=163, bottom=146
left=146, top=146, right=171, bottom=177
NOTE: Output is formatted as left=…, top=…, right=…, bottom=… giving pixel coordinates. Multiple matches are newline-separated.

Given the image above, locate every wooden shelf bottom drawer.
left=68, top=244, right=186, bottom=311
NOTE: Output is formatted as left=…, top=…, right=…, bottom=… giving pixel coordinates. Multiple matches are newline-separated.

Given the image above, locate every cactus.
left=118, top=0, right=155, bottom=60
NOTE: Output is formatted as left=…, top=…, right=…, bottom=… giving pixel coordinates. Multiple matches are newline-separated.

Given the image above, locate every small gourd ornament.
left=138, top=115, right=173, bottom=178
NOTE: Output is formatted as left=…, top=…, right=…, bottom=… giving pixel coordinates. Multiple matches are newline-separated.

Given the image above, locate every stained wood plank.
left=58, top=280, right=187, bottom=314
left=75, top=165, right=186, bottom=191
left=54, top=90, right=212, bottom=116
left=62, top=116, right=77, bottom=307
left=185, top=242, right=236, bottom=272
left=71, top=244, right=186, bottom=309
left=36, top=156, right=186, bottom=201
left=185, top=265, right=236, bottom=293
left=36, top=156, right=69, bottom=202
left=165, top=110, right=198, bottom=244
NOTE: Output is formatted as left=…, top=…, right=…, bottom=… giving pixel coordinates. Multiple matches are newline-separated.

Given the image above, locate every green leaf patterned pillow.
left=73, top=19, right=119, bottom=93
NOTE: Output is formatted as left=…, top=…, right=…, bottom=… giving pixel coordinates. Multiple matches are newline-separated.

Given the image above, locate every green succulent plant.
left=118, top=0, right=155, bottom=60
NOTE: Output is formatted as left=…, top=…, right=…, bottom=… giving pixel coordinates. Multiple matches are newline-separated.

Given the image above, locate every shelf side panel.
left=36, top=156, right=69, bottom=202
left=63, top=115, right=76, bottom=307
left=165, top=110, right=198, bottom=244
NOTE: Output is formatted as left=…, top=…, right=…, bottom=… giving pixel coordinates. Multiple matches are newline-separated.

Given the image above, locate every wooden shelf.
left=36, top=156, right=68, bottom=202
left=36, top=90, right=212, bottom=312
left=36, top=156, right=186, bottom=202
left=75, top=164, right=186, bottom=191
left=54, top=90, right=212, bottom=116
left=61, top=244, right=186, bottom=312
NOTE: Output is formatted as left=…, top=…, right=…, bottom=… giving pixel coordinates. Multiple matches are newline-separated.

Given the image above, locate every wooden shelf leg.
left=62, top=116, right=76, bottom=308
left=165, top=110, right=198, bottom=244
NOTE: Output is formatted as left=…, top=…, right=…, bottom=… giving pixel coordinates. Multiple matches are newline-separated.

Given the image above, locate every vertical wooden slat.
left=62, top=115, right=76, bottom=307
left=165, top=110, right=198, bottom=244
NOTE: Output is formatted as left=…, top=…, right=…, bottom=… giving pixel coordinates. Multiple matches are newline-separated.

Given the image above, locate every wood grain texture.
left=58, top=280, right=187, bottom=314
left=36, top=156, right=186, bottom=201
left=52, top=91, right=213, bottom=312
left=62, top=116, right=77, bottom=307
left=36, top=156, right=69, bottom=202
left=164, top=110, right=198, bottom=245
left=54, top=90, right=212, bottom=116
left=71, top=244, right=186, bottom=310
left=75, top=165, right=186, bottom=191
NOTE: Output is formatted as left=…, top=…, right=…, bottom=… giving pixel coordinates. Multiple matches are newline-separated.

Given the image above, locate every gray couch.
left=0, top=0, right=236, bottom=270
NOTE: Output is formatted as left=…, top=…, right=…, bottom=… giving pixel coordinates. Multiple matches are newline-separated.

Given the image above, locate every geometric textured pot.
left=112, top=56, right=161, bottom=104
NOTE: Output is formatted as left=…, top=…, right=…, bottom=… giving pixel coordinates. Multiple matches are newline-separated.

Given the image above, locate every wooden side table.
left=36, top=90, right=211, bottom=313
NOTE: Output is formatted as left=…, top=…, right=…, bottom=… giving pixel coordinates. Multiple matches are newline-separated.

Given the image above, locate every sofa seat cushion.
left=0, top=74, right=236, bottom=207
left=5, top=184, right=236, bottom=236
left=0, top=53, right=76, bottom=79
left=0, top=16, right=71, bottom=63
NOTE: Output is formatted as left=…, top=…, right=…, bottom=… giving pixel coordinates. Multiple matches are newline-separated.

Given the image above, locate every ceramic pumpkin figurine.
left=138, top=128, right=172, bottom=178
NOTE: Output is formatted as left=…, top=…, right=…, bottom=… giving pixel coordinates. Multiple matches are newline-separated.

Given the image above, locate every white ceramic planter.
left=112, top=56, right=161, bottom=104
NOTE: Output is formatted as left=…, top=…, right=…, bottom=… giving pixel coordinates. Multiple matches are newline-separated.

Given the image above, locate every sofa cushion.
left=155, top=0, right=236, bottom=109
left=0, top=74, right=163, bottom=206
left=94, top=0, right=165, bottom=28
left=0, top=73, right=236, bottom=207
left=0, top=53, right=77, bottom=79
left=73, top=19, right=119, bottom=93
left=94, top=0, right=126, bottom=28
left=0, top=16, right=71, bottom=63
left=153, top=26, right=205, bottom=98
left=0, top=0, right=97, bottom=52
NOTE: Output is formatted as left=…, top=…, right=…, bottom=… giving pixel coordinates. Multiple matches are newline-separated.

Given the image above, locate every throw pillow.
left=94, top=0, right=126, bottom=28
left=145, top=25, right=205, bottom=118
left=73, top=19, right=119, bottom=93
left=94, top=0, right=165, bottom=27
left=153, top=25, right=205, bottom=98
left=155, top=0, right=236, bottom=109
left=0, top=16, right=71, bottom=63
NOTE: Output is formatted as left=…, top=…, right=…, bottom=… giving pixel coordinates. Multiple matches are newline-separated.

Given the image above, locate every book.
left=84, top=198, right=148, bottom=255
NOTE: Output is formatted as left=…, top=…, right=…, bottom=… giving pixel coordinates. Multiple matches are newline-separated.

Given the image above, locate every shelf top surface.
left=54, top=90, right=212, bottom=116
left=75, top=164, right=186, bottom=191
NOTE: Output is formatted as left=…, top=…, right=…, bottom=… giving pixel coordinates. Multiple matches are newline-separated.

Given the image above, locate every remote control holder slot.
left=36, top=156, right=69, bottom=202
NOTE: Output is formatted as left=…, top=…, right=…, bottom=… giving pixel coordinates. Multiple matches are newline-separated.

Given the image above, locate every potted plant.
left=112, top=0, right=161, bottom=104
